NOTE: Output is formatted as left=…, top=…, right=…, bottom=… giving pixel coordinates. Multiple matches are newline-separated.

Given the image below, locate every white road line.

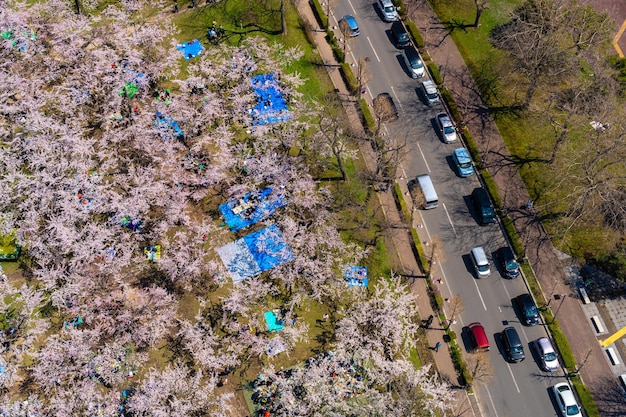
left=347, top=0, right=357, bottom=14
left=484, top=387, right=500, bottom=417
left=472, top=277, right=488, bottom=311
left=366, top=37, right=381, bottom=62
left=399, top=164, right=407, bottom=180
left=414, top=141, right=431, bottom=173
left=506, top=363, right=521, bottom=393
left=442, top=203, right=457, bottom=237
left=390, top=86, right=403, bottom=111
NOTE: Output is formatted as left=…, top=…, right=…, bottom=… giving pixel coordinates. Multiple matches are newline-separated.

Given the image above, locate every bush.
left=326, top=30, right=345, bottom=63
left=461, top=129, right=482, bottom=168
left=358, top=98, right=376, bottom=133
left=340, top=62, right=358, bottom=94
left=571, top=377, right=601, bottom=417
left=440, top=87, right=462, bottom=124
left=428, top=62, right=443, bottom=85
left=392, top=0, right=406, bottom=18
left=310, top=0, right=328, bottom=29
left=500, top=215, right=525, bottom=258
left=449, top=341, right=471, bottom=386
left=405, top=21, right=424, bottom=49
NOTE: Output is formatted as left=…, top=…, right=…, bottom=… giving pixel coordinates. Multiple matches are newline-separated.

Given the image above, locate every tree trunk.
left=473, top=7, right=483, bottom=28
left=523, top=81, right=537, bottom=109
left=74, top=0, right=81, bottom=14
left=281, top=0, right=286, bottom=35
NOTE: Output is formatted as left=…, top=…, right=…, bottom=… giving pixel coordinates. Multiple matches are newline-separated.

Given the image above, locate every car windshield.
left=511, top=346, right=523, bottom=353
left=505, top=259, right=518, bottom=270
left=566, top=404, right=580, bottom=415
left=443, top=125, right=455, bottom=135
left=478, top=264, right=489, bottom=272
left=384, top=5, right=395, bottom=12
left=544, top=351, right=557, bottom=361
left=459, top=161, right=472, bottom=169
left=528, top=304, right=538, bottom=314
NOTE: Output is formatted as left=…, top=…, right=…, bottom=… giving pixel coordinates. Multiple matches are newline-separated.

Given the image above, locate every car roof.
left=437, top=112, right=452, bottom=124
left=518, top=293, right=534, bottom=304
left=555, top=382, right=576, bottom=403
left=499, top=246, right=514, bottom=258
left=342, top=15, right=358, bottom=29
left=536, top=337, right=554, bottom=351
left=454, top=147, right=470, bottom=160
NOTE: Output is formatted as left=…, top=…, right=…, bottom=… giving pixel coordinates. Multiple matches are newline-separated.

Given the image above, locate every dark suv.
left=502, top=326, right=525, bottom=363
left=471, top=188, right=496, bottom=225
left=391, top=21, right=410, bottom=48
left=516, top=293, right=539, bottom=326
left=498, top=246, right=520, bottom=279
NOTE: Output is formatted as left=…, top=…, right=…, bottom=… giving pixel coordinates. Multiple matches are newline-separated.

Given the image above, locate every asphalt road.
left=331, top=1, right=577, bottom=416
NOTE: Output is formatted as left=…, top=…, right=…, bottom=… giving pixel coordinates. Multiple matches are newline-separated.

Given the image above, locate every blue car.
left=341, top=15, right=360, bottom=37
left=452, top=147, right=474, bottom=177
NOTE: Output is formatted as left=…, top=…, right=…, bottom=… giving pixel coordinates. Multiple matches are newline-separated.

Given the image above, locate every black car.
left=498, top=246, right=520, bottom=278
left=502, top=326, right=525, bottom=363
left=390, top=21, right=410, bottom=48
left=516, top=293, right=539, bottom=326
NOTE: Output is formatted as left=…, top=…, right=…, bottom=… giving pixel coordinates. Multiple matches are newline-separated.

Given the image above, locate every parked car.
left=534, top=337, right=559, bottom=372
left=340, top=15, right=360, bottom=37
left=452, top=147, right=474, bottom=177
left=516, top=293, right=539, bottom=326
left=553, top=382, right=582, bottom=417
left=498, top=246, right=520, bottom=278
left=468, top=322, right=490, bottom=352
left=470, top=246, right=491, bottom=278
left=421, top=79, right=439, bottom=105
left=377, top=0, right=399, bottom=22
left=373, top=93, right=399, bottom=124
left=435, top=112, right=457, bottom=143
left=471, top=187, right=496, bottom=225
left=501, top=326, right=525, bottom=362
left=391, top=20, right=410, bottom=48
left=402, top=45, right=425, bottom=78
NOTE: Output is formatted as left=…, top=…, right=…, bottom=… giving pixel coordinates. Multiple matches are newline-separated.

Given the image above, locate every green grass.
left=171, top=0, right=334, bottom=100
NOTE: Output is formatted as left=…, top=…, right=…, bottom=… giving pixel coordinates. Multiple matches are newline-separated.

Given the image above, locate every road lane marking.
left=484, top=387, right=500, bottom=417
left=471, top=277, right=488, bottom=311
left=414, top=141, right=431, bottom=173
left=442, top=203, right=457, bottom=237
left=390, top=86, right=403, bottom=111
left=506, top=363, right=521, bottom=393
left=366, top=37, right=381, bottom=62
left=347, top=0, right=357, bottom=15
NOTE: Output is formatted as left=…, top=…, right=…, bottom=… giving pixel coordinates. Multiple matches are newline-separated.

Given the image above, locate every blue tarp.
left=177, top=39, right=204, bottom=60
left=264, top=311, right=284, bottom=332
left=343, top=266, right=368, bottom=287
left=249, top=73, right=291, bottom=125
left=154, top=111, right=184, bottom=139
left=219, top=187, right=287, bottom=232
left=216, top=225, right=294, bottom=282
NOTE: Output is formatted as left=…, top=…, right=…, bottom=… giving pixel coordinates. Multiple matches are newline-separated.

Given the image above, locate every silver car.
left=553, top=382, right=582, bottom=417
left=436, top=112, right=457, bottom=143
left=534, top=337, right=559, bottom=372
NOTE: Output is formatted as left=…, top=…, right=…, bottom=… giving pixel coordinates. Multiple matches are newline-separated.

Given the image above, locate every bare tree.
left=489, top=0, right=612, bottom=109
left=472, top=0, right=489, bottom=28
left=356, top=56, right=371, bottom=100
left=445, top=294, right=464, bottom=328
left=338, top=19, right=354, bottom=59
left=466, top=351, right=494, bottom=383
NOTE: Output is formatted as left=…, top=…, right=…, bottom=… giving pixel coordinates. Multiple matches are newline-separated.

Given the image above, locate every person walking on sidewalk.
left=434, top=341, right=442, bottom=352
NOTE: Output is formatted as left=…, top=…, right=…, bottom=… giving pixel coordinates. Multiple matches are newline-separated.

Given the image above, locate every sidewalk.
left=409, top=3, right=624, bottom=416
left=296, top=1, right=478, bottom=416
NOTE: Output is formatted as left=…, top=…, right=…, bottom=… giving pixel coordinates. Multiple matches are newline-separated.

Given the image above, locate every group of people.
left=207, top=22, right=225, bottom=45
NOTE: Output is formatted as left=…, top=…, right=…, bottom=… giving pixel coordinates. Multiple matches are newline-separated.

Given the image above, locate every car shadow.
left=396, top=54, right=411, bottom=79
left=492, top=331, right=506, bottom=362
left=461, top=253, right=476, bottom=278
left=445, top=155, right=460, bottom=177
left=429, top=117, right=443, bottom=142
left=460, top=325, right=475, bottom=353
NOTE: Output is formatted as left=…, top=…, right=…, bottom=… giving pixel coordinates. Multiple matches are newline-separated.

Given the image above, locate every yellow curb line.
left=613, top=19, right=626, bottom=58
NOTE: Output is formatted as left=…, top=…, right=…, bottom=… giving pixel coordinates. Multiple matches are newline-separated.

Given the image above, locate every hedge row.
left=571, top=377, right=601, bottom=417
left=326, top=30, right=345, bottom=63
left=310, top=0, right=328, bottom=29
left=358, top=98, right=376, bottom=133
left=340, top=62, right=358, bottom=94
left=405, top=20, right=425, bottom=50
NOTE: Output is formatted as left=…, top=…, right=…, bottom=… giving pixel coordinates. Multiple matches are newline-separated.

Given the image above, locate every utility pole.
left=551, top=294, right=567, bottom=324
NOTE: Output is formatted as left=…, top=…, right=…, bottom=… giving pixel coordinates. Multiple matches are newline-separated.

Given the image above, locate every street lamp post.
left=551, top=294, right=567, bottom=324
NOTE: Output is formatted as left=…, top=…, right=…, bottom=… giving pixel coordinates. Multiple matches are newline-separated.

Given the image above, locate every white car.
left=534, top=337, right=559, bottom=372
left=377, top=0, right=399, bottom=22
left=553, top=382, right=582, bottom=417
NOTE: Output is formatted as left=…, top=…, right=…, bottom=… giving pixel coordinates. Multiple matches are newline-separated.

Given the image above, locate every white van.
left=416, top=174, right=438, bottom=209
left=471, top=246, right=491, bottom=277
